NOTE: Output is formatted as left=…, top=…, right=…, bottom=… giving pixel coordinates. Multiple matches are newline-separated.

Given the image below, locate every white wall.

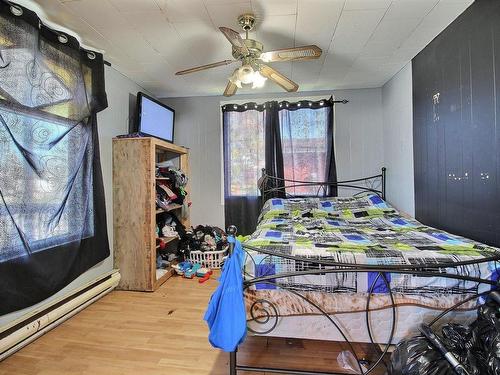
left=162, top=88, right=384, bottom=228
left=0, top=66, right=145, bottom=326
left=382, top=63, right=415, bottom=216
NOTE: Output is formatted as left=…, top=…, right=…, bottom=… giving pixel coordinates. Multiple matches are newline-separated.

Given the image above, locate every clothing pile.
left=156, top=161, right=188, bottom=206
left=178, top=225, right=228, bottom=259
left=155, top=211, right=186, bottom=268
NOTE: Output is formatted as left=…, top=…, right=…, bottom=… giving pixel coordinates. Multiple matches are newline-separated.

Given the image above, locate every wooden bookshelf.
left=112, top=137, right=190, bottom=291
left=155, top=203, right=182, bottom=214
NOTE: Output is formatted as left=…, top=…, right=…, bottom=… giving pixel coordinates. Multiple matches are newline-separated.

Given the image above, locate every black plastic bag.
left=387, top=297, right=500, bottom=375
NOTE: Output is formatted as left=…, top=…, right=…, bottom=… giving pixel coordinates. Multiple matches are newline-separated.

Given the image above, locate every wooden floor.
left=0, top=274, right=386, bottom=375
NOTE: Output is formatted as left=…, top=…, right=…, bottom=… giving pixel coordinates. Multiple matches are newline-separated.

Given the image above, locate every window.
left=0, top=19, right=98, bottom=262
left=279, top=107, right=330, bottom=195
left=223, top=109, right=265, bottom=196
left=223, top=99, right=333, bottom=198
left=0, top=107, right=94, bottom=262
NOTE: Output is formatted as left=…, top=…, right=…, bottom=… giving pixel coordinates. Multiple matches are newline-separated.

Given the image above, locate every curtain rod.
left=222, top=97, right=348, bottom=106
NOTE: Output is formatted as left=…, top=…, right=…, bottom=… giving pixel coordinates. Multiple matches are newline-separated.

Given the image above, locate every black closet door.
left=413, top=0, right=500, bottom=247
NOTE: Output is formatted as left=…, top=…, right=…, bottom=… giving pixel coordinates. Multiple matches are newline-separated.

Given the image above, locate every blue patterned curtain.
left=0, top=1, right=109, bottom=314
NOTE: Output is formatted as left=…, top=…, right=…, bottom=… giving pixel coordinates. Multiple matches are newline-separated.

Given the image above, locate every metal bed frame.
left=225, top=168, right=500, bottom=375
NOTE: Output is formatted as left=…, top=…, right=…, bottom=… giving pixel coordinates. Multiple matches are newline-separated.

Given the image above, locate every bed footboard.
left=226, top=225, right=500, bottom=375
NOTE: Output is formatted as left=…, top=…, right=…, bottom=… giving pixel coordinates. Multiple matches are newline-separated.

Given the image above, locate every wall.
left=162, top=88, right=384, bottom=228
left=413, top=0, right=500, bottom=247
left=0, top=66, right=145, bottom=326
left=382, top=63, right=415, bottom=216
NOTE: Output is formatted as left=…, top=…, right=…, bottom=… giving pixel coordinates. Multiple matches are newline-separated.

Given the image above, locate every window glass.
left=279, top=107, right=329, bottom=195
left=0, top=108, right=93, bottom=261
left=225, top=110, right=265, bottom=196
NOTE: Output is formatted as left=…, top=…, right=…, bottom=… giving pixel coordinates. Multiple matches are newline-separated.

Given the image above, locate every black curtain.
left=222, top=98, right=336, bottom=235
left=325, top=102, right=337, bottom=196
left=0, top=2, right=109, bottom=314
left=264, top=101, right=285, bottom=198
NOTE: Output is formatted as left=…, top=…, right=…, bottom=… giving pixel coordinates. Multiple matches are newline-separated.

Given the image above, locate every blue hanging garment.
left=204, top=237, right=246, bottom=352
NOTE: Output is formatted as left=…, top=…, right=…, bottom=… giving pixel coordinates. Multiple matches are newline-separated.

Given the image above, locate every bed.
left=227, top=168, right=500, bottom=374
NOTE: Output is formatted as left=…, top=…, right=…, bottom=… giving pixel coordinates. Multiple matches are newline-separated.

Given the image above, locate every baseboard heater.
left=0, top=270, right=121, bottom=361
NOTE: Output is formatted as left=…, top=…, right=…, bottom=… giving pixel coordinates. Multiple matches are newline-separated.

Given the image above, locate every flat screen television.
left=135, top=92, right=175, bottom=143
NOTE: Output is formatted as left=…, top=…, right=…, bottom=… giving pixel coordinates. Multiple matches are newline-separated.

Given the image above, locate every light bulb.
left=228, top=65, right=267, bottom=90
left=229, top=70, right=242, bottom=88
left=239, top=65, right=254, bottom=84
left=252, top=71, right=267, bottom=88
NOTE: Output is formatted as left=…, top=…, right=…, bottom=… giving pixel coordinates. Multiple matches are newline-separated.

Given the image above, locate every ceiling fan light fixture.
left=252, top=70, right=267, bottom=88
left=229, top=69, right=243, bottom=88
left=228, top=64, right=267, bottom=89
left=239, top=64, right=254, bottom=84
left=176, top=14, right=323, bottom=96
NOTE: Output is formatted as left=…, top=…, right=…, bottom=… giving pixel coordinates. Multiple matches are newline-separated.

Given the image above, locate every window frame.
left=220, top=95, right=335, bottom=205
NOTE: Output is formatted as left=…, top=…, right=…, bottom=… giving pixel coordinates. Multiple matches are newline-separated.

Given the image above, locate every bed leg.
left=229, top=350, right=237, bottom=375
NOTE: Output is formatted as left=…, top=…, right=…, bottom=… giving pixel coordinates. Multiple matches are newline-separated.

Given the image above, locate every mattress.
left=243, top=193, right=500, bottom=342
left=246, top=305, right=477, bottom=344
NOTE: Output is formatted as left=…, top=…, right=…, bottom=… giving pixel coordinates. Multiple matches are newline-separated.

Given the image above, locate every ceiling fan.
left=175, top=13, right=322, bottom=97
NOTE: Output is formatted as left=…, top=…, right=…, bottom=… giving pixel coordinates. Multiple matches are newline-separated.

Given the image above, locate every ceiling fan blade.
left=223, top=80, right=238, bottom=97
left=219, top=26, right=250, bottom=56
left=175, top=60, right=235, bottom=75
left=259, top=64, right=298, bottom=92
left=260, top=45, right=322, bottom=63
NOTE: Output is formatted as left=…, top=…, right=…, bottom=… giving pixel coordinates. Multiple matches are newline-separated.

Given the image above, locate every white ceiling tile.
left=438, top=0, right=474, bottom=4
left=172, top=21, right=229, bottom=64
left=361, top=40, right=398, bottom=58
left=399, top=0, right=474, bottom=57
left=344, top=0, right=392, bottom=11
left=392, top=47, right=420, bottom=61
left=295, top=0, right=344, bottom=83
left=320, top=52, right=358, bottom=83
left=118, top=69, right=155, bottom=85
left=251, top=0, right=298, bottom=16
left=206, top=2, right=253, bottom=31
left=416, top=1, right=473, bottom=31
left=62, top=0, right=128, bottom=30
left=296, top=0, right=344, bottom=49
left=368, top=17, right=423, bottom=47
left=203, top=0, right=249, bottom=4
left=330, top=9, right=386, bottom=55
left=109, top=0, right=161, bottom=12
left=116, top=11, right=207, bottom=69
left=120, top=10, right=170, bottom=31
left=255, top=15, right=296, bottom=52
left=103, top=31, right=161, bottom=64
left=141, top=61, right=178, bottom=79
left=162, top=0, right=211, bottom=23
left=291, top=59, right=324, bottom=81
left=385, top=0, right=439, bottom=19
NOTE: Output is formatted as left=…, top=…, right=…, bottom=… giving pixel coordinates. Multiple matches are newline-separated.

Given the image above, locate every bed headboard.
left=258, top=167, right=386, bottom=203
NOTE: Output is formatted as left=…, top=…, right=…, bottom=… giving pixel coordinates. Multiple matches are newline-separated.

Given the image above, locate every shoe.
left=184, top=263, right=201, bottom=279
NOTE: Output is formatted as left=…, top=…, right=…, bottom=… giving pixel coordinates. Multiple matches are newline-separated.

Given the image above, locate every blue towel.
left=204, top=237, right=246, bottom=352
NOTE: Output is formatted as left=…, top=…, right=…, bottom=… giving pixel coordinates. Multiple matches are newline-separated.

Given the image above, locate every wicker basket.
left=187, top=248, right=228, bottom=269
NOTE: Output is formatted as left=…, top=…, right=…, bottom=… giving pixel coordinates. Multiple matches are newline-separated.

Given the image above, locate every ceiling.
left=24, top=0, right=474, bottom=97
